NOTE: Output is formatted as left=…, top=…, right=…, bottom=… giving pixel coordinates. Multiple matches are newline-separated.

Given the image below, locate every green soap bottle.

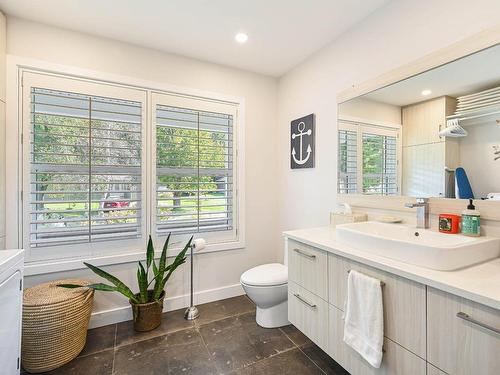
left=461, top=199, right=480, bottom=237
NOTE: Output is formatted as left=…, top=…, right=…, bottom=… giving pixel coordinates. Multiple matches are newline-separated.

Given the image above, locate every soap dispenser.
left=461, top=199, right=480, bottom=237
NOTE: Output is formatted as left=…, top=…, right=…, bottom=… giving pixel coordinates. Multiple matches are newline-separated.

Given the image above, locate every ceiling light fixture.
left=421, top=89, right=432, bottom=96
left=235, top=33, right=248, bottom=44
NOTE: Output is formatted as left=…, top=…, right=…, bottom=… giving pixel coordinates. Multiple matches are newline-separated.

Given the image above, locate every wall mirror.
left=337, top=43, right=500, bottom=200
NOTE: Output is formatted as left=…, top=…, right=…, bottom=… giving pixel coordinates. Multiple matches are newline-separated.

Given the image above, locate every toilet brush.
left=184, top=238, right=206, bottom=320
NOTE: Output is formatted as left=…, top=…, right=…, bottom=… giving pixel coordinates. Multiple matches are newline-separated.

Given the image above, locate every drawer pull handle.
left=456, top=312, right=500, bottom=335
left=294, top=248, right=316, bottom=259
left=293, top=293, right=317, bottom=308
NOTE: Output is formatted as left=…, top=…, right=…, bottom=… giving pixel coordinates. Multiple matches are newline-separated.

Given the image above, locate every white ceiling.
left=0, top=0, right=390, bottom=77
left=363, top=44, right=500, bottom=107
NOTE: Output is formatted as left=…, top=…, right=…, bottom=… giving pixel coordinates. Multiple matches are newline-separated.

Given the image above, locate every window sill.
left=23, top=240, right=245, bottom=276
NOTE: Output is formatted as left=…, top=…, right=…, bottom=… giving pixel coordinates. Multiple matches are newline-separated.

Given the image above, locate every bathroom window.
left=22, top=72, right=147, bottom=260
left=361, top=132, right=398, bottom=195
left=21, top=71, right=242, bottom=262
left=338, top=129, right=358, bottom=194
left=152, top=93, right=238, bottom=244
left=338, top=121, right=400, bottom=195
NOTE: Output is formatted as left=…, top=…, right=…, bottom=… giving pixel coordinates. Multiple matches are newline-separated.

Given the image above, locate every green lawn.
left=39, top=193, right=228, bottom=217
left=158, top=193, right=229, bottom=214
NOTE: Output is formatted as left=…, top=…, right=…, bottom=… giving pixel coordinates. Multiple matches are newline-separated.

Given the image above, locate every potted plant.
left=60, top=234, right=192, bottom=331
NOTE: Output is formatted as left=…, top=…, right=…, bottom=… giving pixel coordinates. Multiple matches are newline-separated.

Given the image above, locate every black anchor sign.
left=290, top=114, right=315, bottom=169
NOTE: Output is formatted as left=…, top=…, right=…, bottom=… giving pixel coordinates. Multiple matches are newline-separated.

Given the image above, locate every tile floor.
left=22, top=295, right=349, bottom=375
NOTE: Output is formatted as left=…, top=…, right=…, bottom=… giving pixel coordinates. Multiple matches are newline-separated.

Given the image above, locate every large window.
left=153, top=93, right=237, bottom=243
left=23, top=72, right=147, bottom=260
left=338, top=121, right=400, bottom=195
left=338, top=129, right=358, bottom=194
left=21, top=72, right=240, bottom=261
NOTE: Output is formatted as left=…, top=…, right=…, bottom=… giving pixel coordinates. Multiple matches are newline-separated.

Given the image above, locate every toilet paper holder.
left=184, top=238, right=206, bottom=320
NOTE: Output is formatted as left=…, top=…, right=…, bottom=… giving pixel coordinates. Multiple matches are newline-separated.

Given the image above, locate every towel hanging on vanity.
left=343, top=270, right=384, bottom=368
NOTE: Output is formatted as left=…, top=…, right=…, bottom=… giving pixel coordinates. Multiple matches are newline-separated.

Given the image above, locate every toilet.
left=240, top=263, right=288, bottom=328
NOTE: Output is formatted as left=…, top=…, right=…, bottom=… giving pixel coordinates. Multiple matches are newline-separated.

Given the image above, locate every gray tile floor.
left=23, top=296, right=349, bottom=375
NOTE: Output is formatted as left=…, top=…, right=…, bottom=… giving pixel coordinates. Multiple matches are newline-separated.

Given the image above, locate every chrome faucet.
left=405, top=198, right=430, bottom=229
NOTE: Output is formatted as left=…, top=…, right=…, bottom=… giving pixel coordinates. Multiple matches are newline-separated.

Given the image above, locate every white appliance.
left=240, top=263, right=289, bottom=328
left=0, top=250, right=24, bottom=375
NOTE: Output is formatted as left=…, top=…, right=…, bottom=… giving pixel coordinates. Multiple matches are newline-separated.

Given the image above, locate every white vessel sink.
left=335, top=221, right=500, bottom=271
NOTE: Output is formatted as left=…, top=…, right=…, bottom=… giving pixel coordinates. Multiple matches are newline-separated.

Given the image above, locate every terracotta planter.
left=130, top=291, right=165, bottom=332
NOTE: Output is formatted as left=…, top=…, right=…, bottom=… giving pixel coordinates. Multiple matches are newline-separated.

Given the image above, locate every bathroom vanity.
left=0, top=249, right=24, bottom=375
left=284, top=226, right=500, bottom=375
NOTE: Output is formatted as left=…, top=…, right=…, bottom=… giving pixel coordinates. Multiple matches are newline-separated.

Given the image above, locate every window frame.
left=14, top=66, right=245, bottom=268
left=21, top=71, right=148, bottom=262
left=338, top=120, right=402, bottom=196
left=150, top=92, right=240, bottom=249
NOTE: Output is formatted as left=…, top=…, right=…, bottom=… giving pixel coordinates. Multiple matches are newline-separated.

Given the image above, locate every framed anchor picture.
left=290, top=114, right=315, bottom=169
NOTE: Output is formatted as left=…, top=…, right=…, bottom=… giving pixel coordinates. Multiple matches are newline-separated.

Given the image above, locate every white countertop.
left=283, top=227, right=500, bottom=310
left=0, top=249, right=24, bottom=273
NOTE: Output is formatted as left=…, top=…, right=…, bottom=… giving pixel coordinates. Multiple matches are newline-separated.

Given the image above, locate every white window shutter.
left=155, top=104, right=234, bottom=236
left=30, top=87, right=143, bottom=247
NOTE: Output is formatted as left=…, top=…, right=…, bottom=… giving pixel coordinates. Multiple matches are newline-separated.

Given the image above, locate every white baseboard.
left=88, top=283, right=245, bottom=329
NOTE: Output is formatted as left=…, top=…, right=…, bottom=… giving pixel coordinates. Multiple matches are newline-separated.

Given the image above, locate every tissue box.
left=330, top=212, right=367, bottom=227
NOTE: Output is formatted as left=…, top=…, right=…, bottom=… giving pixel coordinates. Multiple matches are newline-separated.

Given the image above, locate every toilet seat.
left=240, top=263, right=287, bottom=287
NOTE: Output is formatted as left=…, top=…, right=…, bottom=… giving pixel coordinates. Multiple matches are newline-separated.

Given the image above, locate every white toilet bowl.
left=240, top=263, right=289, bottom=328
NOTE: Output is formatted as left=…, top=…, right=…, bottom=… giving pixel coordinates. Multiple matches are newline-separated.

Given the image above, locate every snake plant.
left=59, top=234, right=192, bottom=304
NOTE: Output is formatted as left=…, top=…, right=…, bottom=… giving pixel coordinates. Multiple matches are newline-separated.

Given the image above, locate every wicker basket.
left=22, top=279, right=94, bottom=373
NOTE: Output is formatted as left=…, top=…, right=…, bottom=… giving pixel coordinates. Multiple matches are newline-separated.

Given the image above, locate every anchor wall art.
left=290, top=114, right=315, bottom=169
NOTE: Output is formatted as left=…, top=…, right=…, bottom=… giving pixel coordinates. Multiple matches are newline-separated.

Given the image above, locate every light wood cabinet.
left=328, top=253, right=427, bottom=358
left=288, top=281, right=329, bottom=351
left=286, top=237, right=499, bottom=375
left=401, top=96, right=458, bottom=197
left=288, top=240, right=328, bottom=300
left=328, top=304, right=426, bottom=375
left=427, top=287, right=500, bottom=375
left=427, top=363, right=447, bottom=375
left=402, top=96, right=455, bottom=147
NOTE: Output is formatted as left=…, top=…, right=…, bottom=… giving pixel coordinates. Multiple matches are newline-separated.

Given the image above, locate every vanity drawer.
left=328, top=254, right=426, bottom=358
left=288, top=281, right=328, bottom=350
left=427, top=287, right=500, bottom=375
left=288, top=240, right=328, bottom=300
left=427, top=364, right=446, bottom=375
left=328, top=304, right=426, bottom=375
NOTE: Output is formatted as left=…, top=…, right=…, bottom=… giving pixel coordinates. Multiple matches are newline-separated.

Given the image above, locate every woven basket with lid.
left=22, top=279, right=94, bottom=373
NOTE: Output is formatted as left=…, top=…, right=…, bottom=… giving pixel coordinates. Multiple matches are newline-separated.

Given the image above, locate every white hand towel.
left=343, top=270, right=384, bottom=368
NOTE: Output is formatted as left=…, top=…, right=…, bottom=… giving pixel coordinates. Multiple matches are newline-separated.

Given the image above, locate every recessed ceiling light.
left=421, top=89, right=432, bottom=96
left=235, top=33, right=248, bottom=44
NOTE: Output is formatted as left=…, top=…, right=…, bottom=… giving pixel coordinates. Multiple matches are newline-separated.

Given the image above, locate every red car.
left=103, top=192, right=130, bottom=212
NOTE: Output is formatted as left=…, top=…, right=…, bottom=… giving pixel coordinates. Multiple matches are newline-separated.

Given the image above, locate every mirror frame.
left=336, top=25, right=500, bottom=221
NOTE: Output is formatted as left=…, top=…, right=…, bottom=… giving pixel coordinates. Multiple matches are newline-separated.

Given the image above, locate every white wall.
left=459, top=122, right=500, bottom=198
left=276, top=0, right=500, bottom=248
left=339, top=97, right=401, bottom=125
left=6, top=17, right=280, bottom=326
left=0, top=12, right=5, bottom=250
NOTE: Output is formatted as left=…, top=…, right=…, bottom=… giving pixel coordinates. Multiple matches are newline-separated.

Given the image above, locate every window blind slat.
left=30, top=87, right=143, bottom=248
left=338, top=129, right=358, bottom=194
left=362, top=132, right=398, bottom=195
left=155, top=104, right=233, bottom=236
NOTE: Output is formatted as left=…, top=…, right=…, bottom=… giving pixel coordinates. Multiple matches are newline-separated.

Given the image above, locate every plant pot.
left=130, top=290, right=165, bottom=332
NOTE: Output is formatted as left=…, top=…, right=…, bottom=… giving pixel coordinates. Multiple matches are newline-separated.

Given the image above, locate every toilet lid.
left=240, top=263, right=288, bottom=287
